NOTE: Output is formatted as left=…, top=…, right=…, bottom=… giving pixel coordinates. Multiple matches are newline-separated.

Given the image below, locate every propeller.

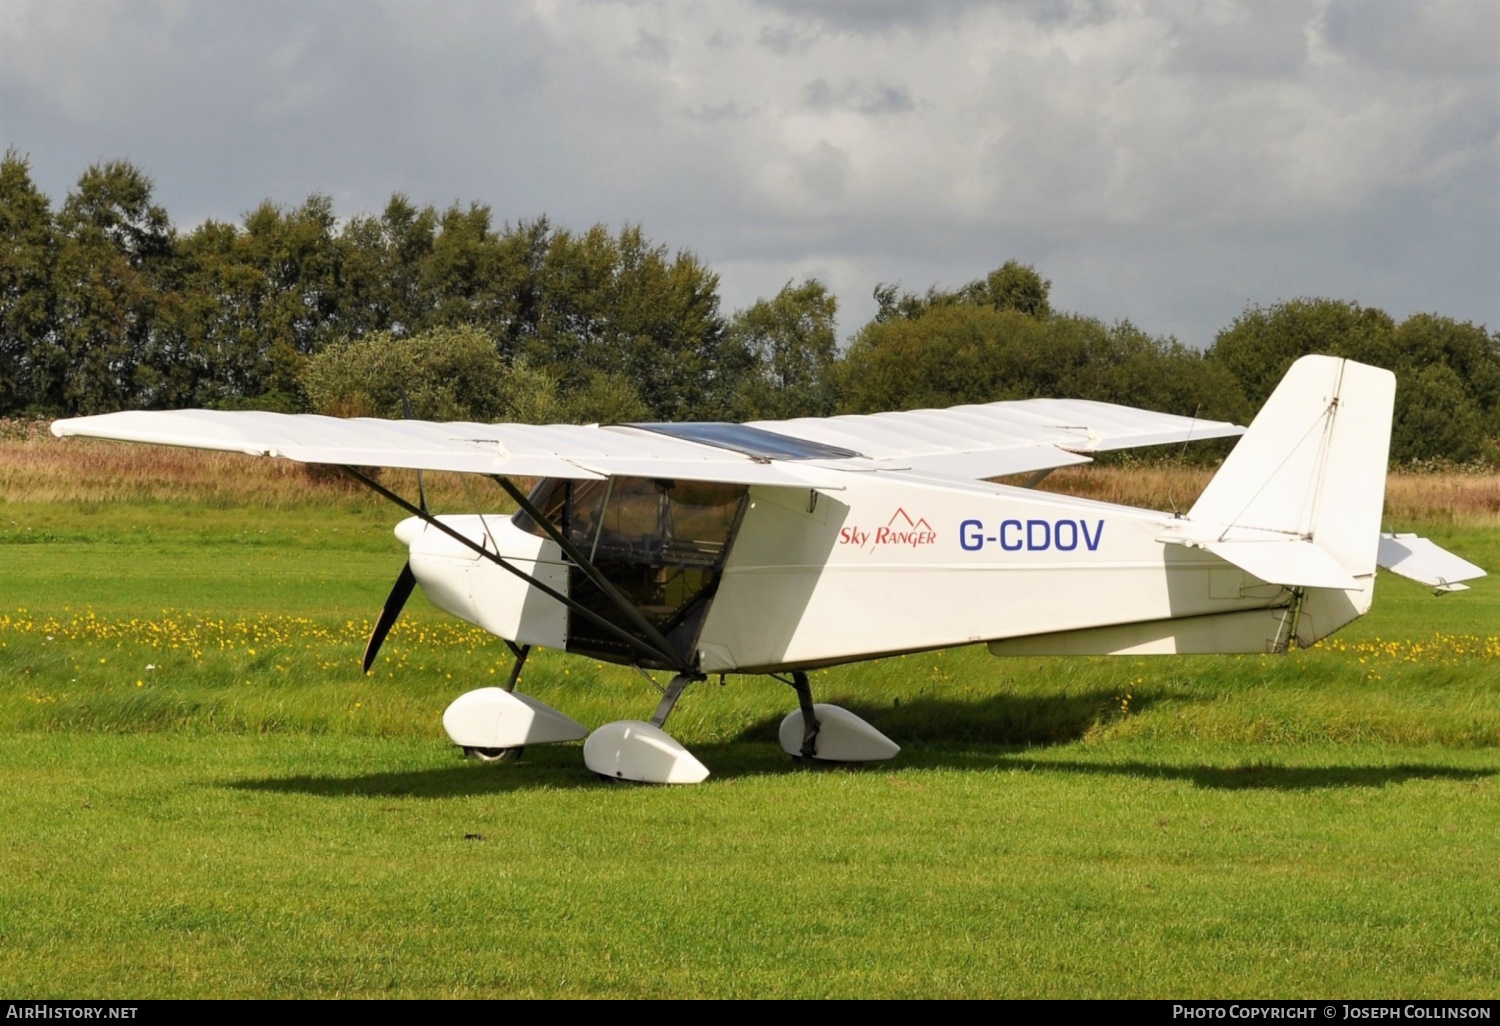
left=363, top=389, right=427, bottom=674
left=364, top=561, right=416, bottom=673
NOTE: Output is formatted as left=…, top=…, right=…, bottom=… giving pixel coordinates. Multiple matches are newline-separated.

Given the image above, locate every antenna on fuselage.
left=1165, top=403, right=1201, bottom=517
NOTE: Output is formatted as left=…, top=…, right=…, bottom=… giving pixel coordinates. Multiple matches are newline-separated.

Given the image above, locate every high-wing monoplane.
left=52, top=355, right=1484, bottom=782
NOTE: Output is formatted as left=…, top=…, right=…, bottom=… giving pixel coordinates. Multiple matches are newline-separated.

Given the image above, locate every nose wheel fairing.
left=443, top=687, right=589, bottom=750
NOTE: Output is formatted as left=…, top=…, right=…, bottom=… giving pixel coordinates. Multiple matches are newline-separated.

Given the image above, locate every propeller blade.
left=364, top=561, right=417, bottom=673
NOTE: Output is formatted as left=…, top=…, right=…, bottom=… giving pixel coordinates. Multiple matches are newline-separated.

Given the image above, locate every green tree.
left=302, top=325, right=513, bottom=421
left=873, top=260, right=1052, bottom=323
left=1394, top=363, right=1486, bottom=463
left=725, top=279, right=839, bottom=420
left=239, top=195, right=344, bottom=376
left=301, top=325, right=654, bottom=426
left=1208, top=300, right=1500, bottom=463
left=48, top=160, right=174, bottom=413
left=838, top=303, right=1246, bottom=427
left=526, top=223, right=728, bottom=421
left=164, top=195, right=347, bottom=409
left=162, top=218, right=274, bottom=407
left=423, top=203, right=527, bottom=338
left=0, top=151, right=57, bottom=414
left=337, top=194, right=439, bottom=337
left=960, top=260, right=1052, bottom=317
left=1208, top=299, right=1396, bottom=409
left=1384, top=315, right=1500, bottom=463
left=560, top=369, right=650, bottom=424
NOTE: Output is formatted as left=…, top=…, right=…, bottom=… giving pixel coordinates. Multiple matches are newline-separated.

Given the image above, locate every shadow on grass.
left=225, top=689, right=1495, bottom=797
left=226, top=748, right=1494, bottom=798
left=918, top=752, right=1496, bottom=791
left=227, top=690, right=1157, bottom=798
left=737, top=689, right=1169, bottom=747
left=229, top=747, right=609, bottom=798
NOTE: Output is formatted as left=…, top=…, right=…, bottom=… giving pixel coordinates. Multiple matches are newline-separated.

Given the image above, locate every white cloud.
left=1, top=0, right=1494, bottom=345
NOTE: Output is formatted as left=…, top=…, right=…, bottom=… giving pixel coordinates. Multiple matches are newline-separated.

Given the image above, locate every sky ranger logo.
left=960, top=518, right=1105, bottom=552
left=839, top=508, right=938, bottom=551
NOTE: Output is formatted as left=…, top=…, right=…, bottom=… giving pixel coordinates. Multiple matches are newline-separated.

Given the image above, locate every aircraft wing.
left=51, top=397, right=1244, bottom=486
left=752, top=399, right=1244, bottom=480
left=48, top=409, right=850, bottom=487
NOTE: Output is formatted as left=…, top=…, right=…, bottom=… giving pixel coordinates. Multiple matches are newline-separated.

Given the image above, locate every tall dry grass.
left=1031, top=464, right=1500, bottom=524
left=0, top=420, right=513, bottom=510
left=5, top=418, right=1498, bottom=522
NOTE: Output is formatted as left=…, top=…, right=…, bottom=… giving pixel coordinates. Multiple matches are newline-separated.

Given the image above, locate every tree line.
left=2, top=153, right=1497, bottom=464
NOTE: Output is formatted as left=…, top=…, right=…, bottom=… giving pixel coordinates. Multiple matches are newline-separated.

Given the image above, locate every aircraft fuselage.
left=403, top=472, right=1372, bottom=675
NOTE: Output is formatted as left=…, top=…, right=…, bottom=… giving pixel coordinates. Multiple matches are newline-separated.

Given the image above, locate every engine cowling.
left=399, top=514, right=568, bottom=650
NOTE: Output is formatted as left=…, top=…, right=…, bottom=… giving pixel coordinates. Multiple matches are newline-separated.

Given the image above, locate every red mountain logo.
left=887, top=508, right=933, bottom=531
left=839, top=508, right=938, bottom=551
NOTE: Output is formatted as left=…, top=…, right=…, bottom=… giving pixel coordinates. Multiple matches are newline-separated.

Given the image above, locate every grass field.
left=1, top=438, right=1498, bottom=997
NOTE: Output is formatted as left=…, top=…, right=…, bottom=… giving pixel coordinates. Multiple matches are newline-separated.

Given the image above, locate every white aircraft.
left=52, top=355, right=1484, bottom=783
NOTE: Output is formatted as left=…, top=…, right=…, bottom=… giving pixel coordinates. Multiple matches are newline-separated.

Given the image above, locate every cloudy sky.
left=2, top=0, right=1495, bottom=345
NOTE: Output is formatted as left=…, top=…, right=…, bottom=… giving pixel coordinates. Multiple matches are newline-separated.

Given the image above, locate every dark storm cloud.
left=2, top=0, right=1495, bottom=345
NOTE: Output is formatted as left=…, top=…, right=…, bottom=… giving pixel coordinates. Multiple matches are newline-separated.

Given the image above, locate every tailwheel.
left=777, top=671, right=900, bottom=763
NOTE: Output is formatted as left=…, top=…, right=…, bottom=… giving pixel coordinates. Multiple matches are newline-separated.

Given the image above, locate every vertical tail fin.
left=1189, top=355, right=1396, bottom=581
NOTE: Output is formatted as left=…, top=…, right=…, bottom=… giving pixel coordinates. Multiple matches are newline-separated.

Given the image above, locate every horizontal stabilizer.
left=1197, top=539, right=1360, bottom=590
left=1378, top=534, right=1486, bottom=593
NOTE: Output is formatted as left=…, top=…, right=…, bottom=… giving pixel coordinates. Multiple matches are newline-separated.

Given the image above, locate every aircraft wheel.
left=465, top=746, right=523, bottom=762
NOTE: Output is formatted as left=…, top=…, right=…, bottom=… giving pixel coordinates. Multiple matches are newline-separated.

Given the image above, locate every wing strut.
left=337, top=466, right=683, bottom=670
left=490, top=474, right=696, bottom=677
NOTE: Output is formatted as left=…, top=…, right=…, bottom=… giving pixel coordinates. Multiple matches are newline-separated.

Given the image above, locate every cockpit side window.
left=512, top=478, right=568, bottom=538
left=513, top=475, right=749, bottom=665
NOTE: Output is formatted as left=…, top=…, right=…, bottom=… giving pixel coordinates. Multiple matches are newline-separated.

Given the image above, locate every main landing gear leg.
left=789, top=671, right=821, bottom=759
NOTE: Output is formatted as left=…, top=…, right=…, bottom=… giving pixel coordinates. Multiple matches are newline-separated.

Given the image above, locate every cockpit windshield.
left=514, top=477, right=744, bottom=564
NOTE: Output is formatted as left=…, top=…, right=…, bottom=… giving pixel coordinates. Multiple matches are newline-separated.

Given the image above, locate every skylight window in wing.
left=626, top=422, right=864, bottom=461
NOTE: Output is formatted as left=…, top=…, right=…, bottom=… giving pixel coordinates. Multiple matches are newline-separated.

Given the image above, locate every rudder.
left=1189, top=355, right=1396, bottom=582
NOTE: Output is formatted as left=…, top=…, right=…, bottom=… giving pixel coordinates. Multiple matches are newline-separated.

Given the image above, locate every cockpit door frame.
left=491, top=474, right=696, bottom=675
